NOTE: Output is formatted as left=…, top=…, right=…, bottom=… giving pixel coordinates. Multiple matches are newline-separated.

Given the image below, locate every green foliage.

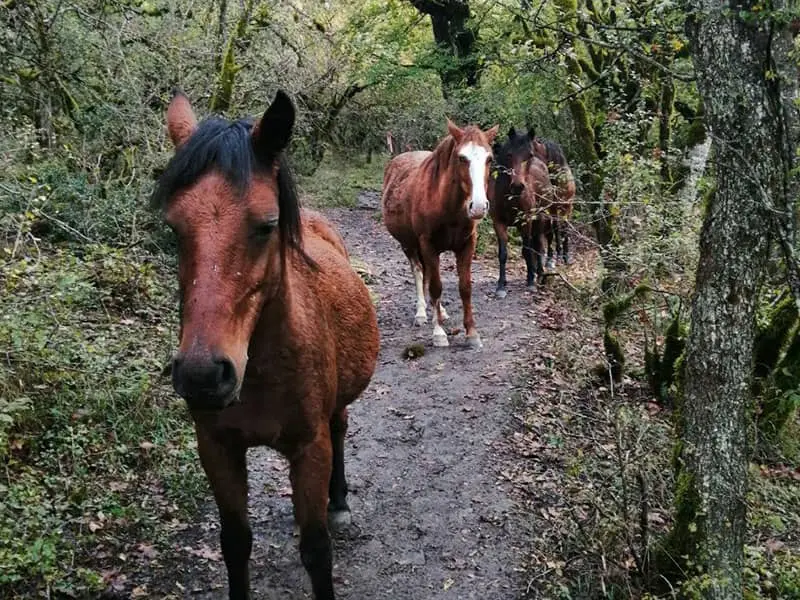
left=0, top=218, right=200, bottom=595
left=299, top=153, right=387, bottom=208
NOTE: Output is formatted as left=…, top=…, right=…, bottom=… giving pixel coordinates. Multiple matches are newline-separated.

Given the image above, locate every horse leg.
left=328, top=408, right=351, bottom=529
left=534, top=217, right=547, bottom=284
left=291, top=427, right=336, bottom=600
left=562, top=219, right=572, bottom=264
left=521, top=221, right=536, bottom=289
left=494, top=221, right=509, bottom=298
left=545, top=217, right=556, bottom=271
left=421, top=240, right=448, bottom=347
left=456, top=238, right=482, bottom=349
left=196, top=428, right=251, bottom=600
left=407, top=254, right=427, bottom=326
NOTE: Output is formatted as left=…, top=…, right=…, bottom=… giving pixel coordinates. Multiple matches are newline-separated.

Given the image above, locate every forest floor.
left=115, top=181, right=800, bottom=600
left=125, top=192, right=609, bottom=599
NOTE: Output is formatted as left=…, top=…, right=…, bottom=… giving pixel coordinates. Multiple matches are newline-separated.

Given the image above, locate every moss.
left=658, top=313, right=687, bottom=405
left=402, top=343, right=425, bottom=360
left=651, top=466, right=704, bottom=590
left=644, top=335, right=661, bottom=401
left=753, top=293, right=800, bottom=454
left=210, top=35, right=237, bottom=112
left=603, top=328, right=625, bottom=382
left=754, top=293, right=797, bottom=381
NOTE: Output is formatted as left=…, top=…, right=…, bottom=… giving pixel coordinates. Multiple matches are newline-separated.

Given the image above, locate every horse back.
left=301, top=208, right=348, bottom=257
left=298, top=217, right=379, bottom=409
left=382, top=151, right=432, bottom=247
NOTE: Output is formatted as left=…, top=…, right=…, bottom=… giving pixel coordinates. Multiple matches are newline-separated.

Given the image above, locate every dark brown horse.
left=489, top=127, right=553, bottom=296
left=531, top=133, right=576, bottom=267
left=382, top=119, right=499, bottom=348
left=153, top=90, right=379, bottom=600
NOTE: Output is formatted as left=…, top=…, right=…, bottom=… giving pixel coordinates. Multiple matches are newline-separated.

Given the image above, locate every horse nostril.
left=214, top=356, right=237, bottom=396
left=171, top=354, right=238, bottom=407
left=171, top=357, right=185, bottom=396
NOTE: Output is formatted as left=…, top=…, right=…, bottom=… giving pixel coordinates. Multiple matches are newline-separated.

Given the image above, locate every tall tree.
left=666, top=2, right=799, bottom=597
left=408, top=0, right=480, bottom=96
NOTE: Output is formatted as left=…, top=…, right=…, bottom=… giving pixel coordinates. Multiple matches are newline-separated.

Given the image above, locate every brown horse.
left=489, top=127, right=553, bottom=297
left=382, top=119, right=499, bottom=348
left=152, top=90, right=379, bottom=600
left=531, top=133, right=576, bottom=266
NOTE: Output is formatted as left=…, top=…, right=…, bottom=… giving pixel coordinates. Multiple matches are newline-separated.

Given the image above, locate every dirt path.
left=158, top=201, right=554, bottom=599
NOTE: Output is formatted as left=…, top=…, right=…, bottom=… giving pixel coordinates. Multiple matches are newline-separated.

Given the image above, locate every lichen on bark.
left=662, top=2, right=800, bottom=598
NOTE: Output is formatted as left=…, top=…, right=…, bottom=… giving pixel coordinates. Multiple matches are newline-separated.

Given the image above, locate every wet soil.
left=145, top=201, right=559, bottom=599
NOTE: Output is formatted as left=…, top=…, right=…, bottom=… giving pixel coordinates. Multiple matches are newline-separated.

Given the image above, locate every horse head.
left=446, top=119, right=499, bottom=220
left=153, top=90, right=301, bottom=410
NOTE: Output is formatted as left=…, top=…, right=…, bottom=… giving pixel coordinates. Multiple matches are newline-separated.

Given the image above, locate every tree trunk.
left=408, top=0, right=479, bottom=97
left=665, top=2, right=799, bottom=597
left=209, top=0, right=257, bottom=113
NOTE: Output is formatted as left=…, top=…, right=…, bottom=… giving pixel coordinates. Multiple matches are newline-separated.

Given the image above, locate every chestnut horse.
left=152, top=90, right=379, bottom=600
left=382, top=119, right=499, bottom=348
left=531, top=132, right=576, bottom=267
left=489, top=127, right=554, bottom=297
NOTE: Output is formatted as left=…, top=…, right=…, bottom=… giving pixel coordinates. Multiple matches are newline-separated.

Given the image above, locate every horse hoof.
left=546, top=260, right=556, bottom=271
left=466, top=334, right=483, bottom=349
left=526, top=282, right=536, bottom=290
left=328, top=509, right=352, bottom=531
left=496, top=288, right=507, bottom=299
left=440, top=307, right=450, bottom=321
left=433, top=332, right=449, bottom=347
left=414, top=315, right=427, bottom=326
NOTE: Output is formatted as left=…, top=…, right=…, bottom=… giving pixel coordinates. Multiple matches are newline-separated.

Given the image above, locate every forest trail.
left=156, top=198, right=561, bottom=599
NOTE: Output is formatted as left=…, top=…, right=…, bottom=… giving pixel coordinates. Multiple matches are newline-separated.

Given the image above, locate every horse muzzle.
left=468, top=200, right=488, bottom=220
left=172, top=353, right=239, bottom=410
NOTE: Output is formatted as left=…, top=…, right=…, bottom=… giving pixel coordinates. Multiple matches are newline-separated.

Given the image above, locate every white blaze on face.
left=458, top=142, right=490, bottom=219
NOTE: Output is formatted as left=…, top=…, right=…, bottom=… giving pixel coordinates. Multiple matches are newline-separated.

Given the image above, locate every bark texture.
left=669, top=2, right=799, bottom=597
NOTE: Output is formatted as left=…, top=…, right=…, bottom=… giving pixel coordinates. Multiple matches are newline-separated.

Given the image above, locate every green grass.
left=0, top=190, right=203, bottom=597
left=298, top=152, right=387, bottom=209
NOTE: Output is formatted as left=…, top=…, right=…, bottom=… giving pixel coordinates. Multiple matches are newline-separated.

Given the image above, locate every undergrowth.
left=0, top=169, right=202, bottom=597
left=298, top=152, right=386, bottom=208
left=514, top=252, right=800, bottom=600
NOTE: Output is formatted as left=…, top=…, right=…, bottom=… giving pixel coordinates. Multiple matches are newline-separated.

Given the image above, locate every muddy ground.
left=141, top=198, right=580, bottom=599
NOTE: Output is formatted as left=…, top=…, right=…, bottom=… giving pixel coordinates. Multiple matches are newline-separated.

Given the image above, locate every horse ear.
left=446, top=118, right=464, bottom=143
left=485, top=124, right=500, bottom=145
left=527, top=126, right=536, bottom=140
left=252, top=89, right=295, bottom=160
left=166, top=90, right=197, bottom=149
left=507, top=126, right=516, bottom=140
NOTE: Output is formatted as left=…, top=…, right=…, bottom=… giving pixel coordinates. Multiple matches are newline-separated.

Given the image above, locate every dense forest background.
left=1, top=1, right=798, bottom=598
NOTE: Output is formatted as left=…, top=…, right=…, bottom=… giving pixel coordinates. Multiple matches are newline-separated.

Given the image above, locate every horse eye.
left=458, top=155, right=469, bottom=163
left=486, top=155, right=493, bottom=164
left=251, top=218, right=278, bottom=240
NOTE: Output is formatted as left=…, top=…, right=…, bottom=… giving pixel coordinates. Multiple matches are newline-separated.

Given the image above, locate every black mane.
left=151, top=116, right=302, bottom=252
left=535, top=137, right=568, bottom=168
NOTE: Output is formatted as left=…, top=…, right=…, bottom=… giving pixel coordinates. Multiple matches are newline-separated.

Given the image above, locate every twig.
left=37, top=210, right=95, bottom=243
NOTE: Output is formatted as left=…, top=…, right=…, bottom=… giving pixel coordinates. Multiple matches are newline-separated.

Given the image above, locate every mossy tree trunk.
left=209, top=0, right=258, bottom=113
left=666, top=2, right=799, bottom=597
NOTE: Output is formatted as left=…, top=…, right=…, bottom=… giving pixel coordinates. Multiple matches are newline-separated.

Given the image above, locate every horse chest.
left=430, top=222, right=474, bottom=253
